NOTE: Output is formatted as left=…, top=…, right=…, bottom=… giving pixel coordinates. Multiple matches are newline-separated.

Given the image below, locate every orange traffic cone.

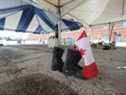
left=76, top=30, right=99, bottom=79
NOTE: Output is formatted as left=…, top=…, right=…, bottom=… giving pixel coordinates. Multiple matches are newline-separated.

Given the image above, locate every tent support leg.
left=56, top=0, right=62, bottom=45
left=109, top=22, right=114, bottom=43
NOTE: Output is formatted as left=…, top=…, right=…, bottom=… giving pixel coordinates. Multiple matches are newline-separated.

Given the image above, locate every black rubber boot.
left=51, top=47, right=64, bottom=72
left=63, top=48, right=82, bottom=77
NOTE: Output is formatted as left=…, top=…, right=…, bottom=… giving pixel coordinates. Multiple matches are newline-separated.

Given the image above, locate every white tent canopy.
left=1, top=0, right=126, bottom=29
left=0, top=0, right=82, bottom=34
left=34, top=0, right=126, bottom=26
left=35, top=0, right=87, bottom=16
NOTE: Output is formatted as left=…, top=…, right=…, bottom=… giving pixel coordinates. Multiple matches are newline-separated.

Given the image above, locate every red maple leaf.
left=79, top=48, right=86, bottom=56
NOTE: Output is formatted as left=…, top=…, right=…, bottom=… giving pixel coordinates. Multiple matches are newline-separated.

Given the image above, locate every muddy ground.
left=0, top=45, right=126, bottom=95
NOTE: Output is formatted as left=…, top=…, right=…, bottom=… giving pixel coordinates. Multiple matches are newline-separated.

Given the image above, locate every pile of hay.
left=0, top=73, right=78, bottom=95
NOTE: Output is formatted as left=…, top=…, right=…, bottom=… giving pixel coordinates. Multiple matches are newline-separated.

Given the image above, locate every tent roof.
left=0, top=0, right=82, bottom=34
left=70, top=0, right=126, bottom=25
left=35, top=0, right=126, bottom=26
left=1, top=0, right=126, bottom=31
left=36, top=0, right=87, bottom=15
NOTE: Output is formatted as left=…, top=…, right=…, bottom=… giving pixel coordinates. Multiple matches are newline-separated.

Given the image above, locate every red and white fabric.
left=76, top=30, right=99, bottom=79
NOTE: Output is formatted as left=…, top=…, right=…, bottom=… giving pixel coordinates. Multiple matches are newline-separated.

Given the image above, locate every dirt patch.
left=0, top=73, right=78, bottom=95
left=0, top=46, right=126, bottom=95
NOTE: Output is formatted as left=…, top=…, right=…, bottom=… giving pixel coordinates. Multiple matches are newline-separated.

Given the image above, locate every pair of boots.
left=51, top=47, right=82, bottom=78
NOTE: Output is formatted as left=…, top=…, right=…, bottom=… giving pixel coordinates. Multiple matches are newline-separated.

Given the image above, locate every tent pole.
left=108, top=23, right=112, bottom=43
left=122, top=0, right=125, bottom=15
left=109, top=22, right=114, bottom=43
left=56, top=0, right=62, bottom=45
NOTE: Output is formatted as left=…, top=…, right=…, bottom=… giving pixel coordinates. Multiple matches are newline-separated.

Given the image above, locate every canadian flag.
left=76, top=30, right=99, bottom=79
